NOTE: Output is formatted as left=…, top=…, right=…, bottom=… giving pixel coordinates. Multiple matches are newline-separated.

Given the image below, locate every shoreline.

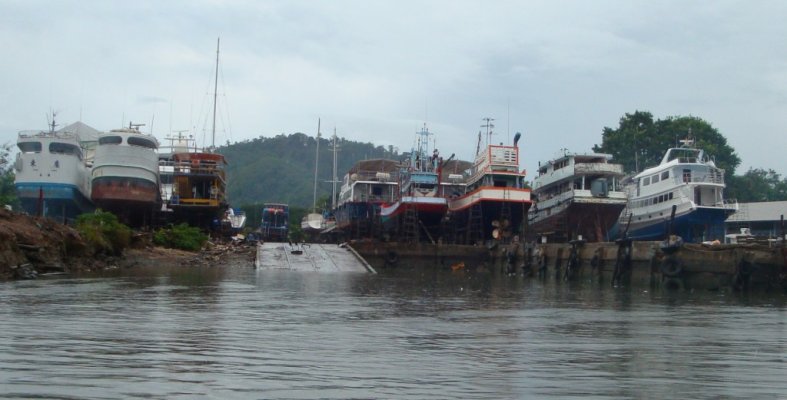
left=0, top=208, right=255, bottom=280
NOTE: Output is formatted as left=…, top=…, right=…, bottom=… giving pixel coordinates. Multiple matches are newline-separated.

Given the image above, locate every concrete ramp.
left=255, top=242, right=376, bottom=273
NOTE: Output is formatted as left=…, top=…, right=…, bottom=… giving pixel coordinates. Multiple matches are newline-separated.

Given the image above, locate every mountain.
left=218, top=132, right=401, bottom=209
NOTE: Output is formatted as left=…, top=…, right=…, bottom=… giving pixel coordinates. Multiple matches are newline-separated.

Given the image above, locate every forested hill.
left=218, top=133, right=401, bottom=209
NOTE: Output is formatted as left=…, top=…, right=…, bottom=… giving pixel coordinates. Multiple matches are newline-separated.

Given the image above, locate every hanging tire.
left=660, top=256, right=683, bottom=278
left=384, top=251, right=399, bottom=267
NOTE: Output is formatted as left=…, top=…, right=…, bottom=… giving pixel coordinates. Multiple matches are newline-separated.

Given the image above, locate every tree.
left=0, top=142, right=19, bottom=209
left=726, top=168, right=787, bottom=202
left=593, top=111, right=741, bottom=180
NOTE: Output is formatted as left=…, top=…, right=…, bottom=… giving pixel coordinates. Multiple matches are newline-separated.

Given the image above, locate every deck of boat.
left=255, top=242, right=375, bottom=273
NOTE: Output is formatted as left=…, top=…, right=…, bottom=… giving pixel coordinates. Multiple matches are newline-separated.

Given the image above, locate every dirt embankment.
left=0, top=208, right=257, bottom=280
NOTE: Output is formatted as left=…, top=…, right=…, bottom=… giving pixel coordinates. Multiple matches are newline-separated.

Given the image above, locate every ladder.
left=402, top=206, right=419, bottom=243
left=467, top=203, right=483, bottom=245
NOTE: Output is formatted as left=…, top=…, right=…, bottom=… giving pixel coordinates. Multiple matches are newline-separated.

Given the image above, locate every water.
left=1, top=262, right=785, bottom=399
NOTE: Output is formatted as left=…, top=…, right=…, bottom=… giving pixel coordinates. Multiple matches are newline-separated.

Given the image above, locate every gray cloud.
left=1, top=0, right=785, bottom=178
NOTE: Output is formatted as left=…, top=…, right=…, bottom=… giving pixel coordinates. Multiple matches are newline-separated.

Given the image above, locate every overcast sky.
left=2, top=0, right=786, bottom=178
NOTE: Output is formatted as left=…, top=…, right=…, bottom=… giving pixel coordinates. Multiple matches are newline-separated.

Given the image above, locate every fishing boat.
left=334, top=158, right=400, bottom=239
left=529, top=150, right=626, bottom=242
left=260, top=203, right=289, bottom=242
left=91, top=123, right=160, bottom=225
left=13, top=116, right=95, bottom=222
left=616, top=137, right=737, bottom=242
left=380, top=124, right=447, bottom=243
left=447, top=122, right=532, bottom=244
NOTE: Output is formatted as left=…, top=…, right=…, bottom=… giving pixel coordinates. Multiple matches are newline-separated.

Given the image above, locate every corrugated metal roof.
left=58, top=121, right=100, bottom=142
left=726, top=201, right=787, bottom=222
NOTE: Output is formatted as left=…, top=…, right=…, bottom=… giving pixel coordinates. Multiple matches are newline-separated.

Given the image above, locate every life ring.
left=384, top=251, right=399, bottom=266
left=660, top=256, right=683, bottom=278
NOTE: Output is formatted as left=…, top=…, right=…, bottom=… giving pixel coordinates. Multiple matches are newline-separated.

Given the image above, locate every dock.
left=255, top=242, right=376, bottom=273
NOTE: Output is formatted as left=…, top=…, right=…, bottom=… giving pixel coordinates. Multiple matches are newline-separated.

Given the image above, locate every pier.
left=350, top=239, right=787, bottom=292
left=255, top=242, right=376, bottom=273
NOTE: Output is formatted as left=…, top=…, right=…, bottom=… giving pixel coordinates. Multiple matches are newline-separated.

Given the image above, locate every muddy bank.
left=0, top=208, right=256, bottom=280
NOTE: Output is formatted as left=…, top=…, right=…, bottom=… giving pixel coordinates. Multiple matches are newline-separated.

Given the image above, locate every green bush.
left=75, top=210, right=132, bottom=256
left=153, top=223, right=207, bottom=251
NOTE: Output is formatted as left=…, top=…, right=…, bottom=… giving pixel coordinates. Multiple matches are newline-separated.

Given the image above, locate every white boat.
left=301, top=212, right=325, bottom=232
left=226, top=208, right=247, bottom=233
left=13, top=117, right=94, bottom=221
left=447, top=126, right=531, bottom=244
left=529, top=151, right=626, bottom=242
left=91, top=124, right=160, bottom=225
left=301, top=119, right=327, bottom=236
left=616, top=138, right=738, bottom=242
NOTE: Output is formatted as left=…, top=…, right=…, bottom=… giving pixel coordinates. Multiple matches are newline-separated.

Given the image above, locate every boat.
left=260, top=203, right=289, bottom=242
left=334, top=158, right=400, bottom=239
left=616, top=137, right=738, bottom=242
left=446, top=124, right=532, bottom=245
left=301, top=119, right=325, bottom=236
left=90, top=123, right=160, bottom=225
left=13, top=116, right=95, bottom=222
left=529, top=150, right=627, bottom=242
left=162, top=39, right=229, bottom=229
left=225, top=208, right=247, bottom=234
left=380, top=124, right=447, bottom=243
left=165, top=149, right=228, bottom=228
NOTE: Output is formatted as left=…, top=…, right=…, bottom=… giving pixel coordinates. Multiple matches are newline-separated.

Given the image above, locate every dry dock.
left=256, top=242, right=376, bottom=273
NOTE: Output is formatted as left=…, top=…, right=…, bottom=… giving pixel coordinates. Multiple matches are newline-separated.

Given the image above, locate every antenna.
left=481, top=117, right=495, bottom=146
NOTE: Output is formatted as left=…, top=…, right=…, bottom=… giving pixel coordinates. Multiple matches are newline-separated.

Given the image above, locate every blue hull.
left=615, top=207, right=728, bottom=243
left=15, top=182, right=94, bottom=221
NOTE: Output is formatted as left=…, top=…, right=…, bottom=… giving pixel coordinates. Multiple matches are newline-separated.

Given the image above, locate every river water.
left=1, top=261, right=785, bottom=399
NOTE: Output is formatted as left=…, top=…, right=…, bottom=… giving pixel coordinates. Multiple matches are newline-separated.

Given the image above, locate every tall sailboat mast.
left=211, top=37, right=220, bottom=150
left=331, top=128, right=339, bottom=209
left=312, top=119, right=321, bottom=212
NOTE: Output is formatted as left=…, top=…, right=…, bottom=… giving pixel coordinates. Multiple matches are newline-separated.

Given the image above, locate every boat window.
left=682, top=169, right=691, bottom=183
left=661, top=171, right=669, bottom=180
left=49, top=142, right=82, bottom=159
left=371, top=186, right=383, bottom=196
left=18, top=142, right=42, bottom=153
left=99, top=136, right=123, bottom=145
left=642, top=177, right=650, bottom=186
left=652, top=174, right=660, bottom=183
left=128, top=136, right=157, bottom=149
left=669, top=192, right=674, bottom=200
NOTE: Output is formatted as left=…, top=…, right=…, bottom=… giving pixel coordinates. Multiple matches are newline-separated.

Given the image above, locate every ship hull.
left=530, top=200, right=625, bottom=243
left=618, top=206, right=729, bottom=243
left=447, top=187, right=532, bottom=244
left=15, top=182, right=94, bottom=221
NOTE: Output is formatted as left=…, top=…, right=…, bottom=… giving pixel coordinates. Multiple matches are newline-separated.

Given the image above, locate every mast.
left=312, top=119, right=321, bottom=212
left=331, top=128, right=339, bottom=209
left=211, top=37, right=220, bottom=149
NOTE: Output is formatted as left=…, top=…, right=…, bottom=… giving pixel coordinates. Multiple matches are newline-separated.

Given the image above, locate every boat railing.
left=574, top=163, right=624, bottom=175
left=161, top=159, right=226, bottom=176
left=687, top=172, right=724, bottom=184
left=18, top=130, right=80, bottom=141
left=723, top=198, right=739, bottom=211
left=351, top=169, right=400, bottom=182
